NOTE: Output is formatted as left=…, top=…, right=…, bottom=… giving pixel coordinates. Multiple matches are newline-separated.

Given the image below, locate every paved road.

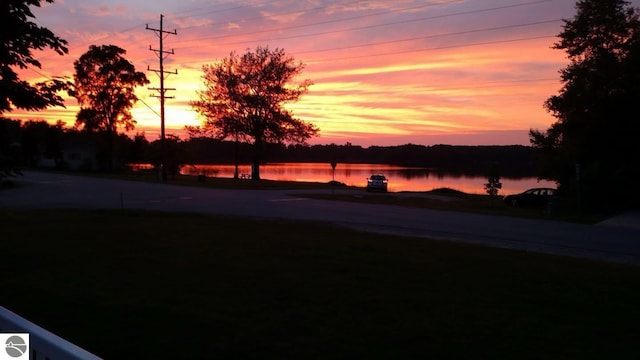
left=2, top=171, right=640, bottom=266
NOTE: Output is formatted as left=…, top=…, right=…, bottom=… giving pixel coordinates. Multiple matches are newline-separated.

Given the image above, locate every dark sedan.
left=504, top=188, right=557, bottom=207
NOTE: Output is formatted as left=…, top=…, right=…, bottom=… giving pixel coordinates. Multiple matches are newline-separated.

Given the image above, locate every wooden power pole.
left=146, top=14, right=177, bottom=182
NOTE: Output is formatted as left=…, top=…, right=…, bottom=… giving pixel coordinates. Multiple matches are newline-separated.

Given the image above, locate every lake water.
left=171, top=163, right=555, bottom=195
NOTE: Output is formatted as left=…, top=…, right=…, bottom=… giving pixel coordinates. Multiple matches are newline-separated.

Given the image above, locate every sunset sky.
left=11, top=0, right=640, bottom=147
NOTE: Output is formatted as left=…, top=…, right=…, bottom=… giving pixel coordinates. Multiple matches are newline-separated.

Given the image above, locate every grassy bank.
left=50, top=169, right=606, bottom=223
left=75, top=169, right=349, bottom=190
left=1, top=209, right=638, bottom=359
left=299, top=188, right=607, bottom=223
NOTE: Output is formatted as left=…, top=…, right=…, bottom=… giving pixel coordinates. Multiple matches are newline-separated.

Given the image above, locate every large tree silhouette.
left=73, top=45, right=148, bottom=171
left=0, top=0, right=69, bottom=114
left=191, top=46, right=318, bottom=180
left=1, top=0, right=69, bottom=179
left=530, top=0, right=640, bottom=210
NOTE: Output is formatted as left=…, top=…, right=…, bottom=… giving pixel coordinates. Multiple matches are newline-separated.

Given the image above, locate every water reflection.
left=158, top=162, right=554, bottom=195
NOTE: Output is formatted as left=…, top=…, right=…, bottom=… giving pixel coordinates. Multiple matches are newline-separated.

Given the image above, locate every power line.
left=174, top=32, right=556, bottom=67
left=172, top=0, right=551, bottom=47
left=32, top=0, right=560, bottom=69
left=294, top=19, right=561, bottom=56
left=170, top=0, right=289, bottom=24
left=20, top=1, right=566, bottom=119
left=175, top=0, right=464, bottom=43
left=175, top=3, right=517, bottom=51
left=306, top=35, right=555, bottom=63
left=139, top=98, right=161, bottom=118
left=164, top=1, right=562, bottom=65
left=176, top=0, right=371, bottom=32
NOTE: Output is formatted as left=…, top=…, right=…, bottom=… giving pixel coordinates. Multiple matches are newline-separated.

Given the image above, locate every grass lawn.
left=75, top=169, right=347, bottom=191
left=298, top=188, right=608, bottom=223
left=1, top=209, right=639, bottom=359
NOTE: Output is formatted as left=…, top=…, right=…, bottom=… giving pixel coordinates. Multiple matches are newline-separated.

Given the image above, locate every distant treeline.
left=1, top=118, right=538, bottom=177
left=187, top=138, right=538, bottom=178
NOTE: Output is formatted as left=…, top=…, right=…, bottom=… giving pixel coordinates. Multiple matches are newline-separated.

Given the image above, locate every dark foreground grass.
left=1, top=209, right=639, bottom=359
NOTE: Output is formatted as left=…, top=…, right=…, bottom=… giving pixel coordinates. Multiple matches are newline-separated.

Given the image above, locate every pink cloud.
left=13, top=0, right=630, bottom=147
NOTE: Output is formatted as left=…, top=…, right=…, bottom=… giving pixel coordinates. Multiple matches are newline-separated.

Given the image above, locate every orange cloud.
left=9, top=0, right=582, bottom=147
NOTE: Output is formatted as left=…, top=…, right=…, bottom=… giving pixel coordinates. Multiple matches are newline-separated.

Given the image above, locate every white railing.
left=0, top=306, right=102, bottom=360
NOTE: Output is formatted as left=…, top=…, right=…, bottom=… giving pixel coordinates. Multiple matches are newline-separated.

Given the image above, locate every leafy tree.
left=0, top=118, right=23, bottom=182
left=0, top=0, right=69, bottom=114
left=530, top=0, right=640, bottom=210
left=73, top=44, right=148, bottom=171
left=191, top=46, right=318, bottom=180
left=128, top=132, right=149, bottom=164
left=146, top=134, right=186, bottom=177
left=21, top=120, right=64, bottom=166
left=484, top=162, right=502, bottom=199
left=0, top=0, right=69, bottom=180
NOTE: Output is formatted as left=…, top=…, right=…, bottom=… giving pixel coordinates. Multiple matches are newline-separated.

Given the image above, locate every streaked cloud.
left=10, top=0, right=640, bottom=146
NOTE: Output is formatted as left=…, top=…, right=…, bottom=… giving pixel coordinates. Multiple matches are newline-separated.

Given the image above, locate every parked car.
left=366, top=174, right=388, bottom=192
left=504, top=187, right=557, bottom=207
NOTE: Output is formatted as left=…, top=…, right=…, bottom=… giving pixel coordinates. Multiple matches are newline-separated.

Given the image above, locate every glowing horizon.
left=9, top=0, right=629, bottom=147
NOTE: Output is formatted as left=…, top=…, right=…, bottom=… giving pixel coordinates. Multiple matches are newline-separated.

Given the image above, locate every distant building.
left=59, top=144, right=97, bottom=171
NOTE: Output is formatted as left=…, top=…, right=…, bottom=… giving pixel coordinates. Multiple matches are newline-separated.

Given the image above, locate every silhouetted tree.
left=21, top=120, right=64, bottom=166
left=128, top=132, right=149, bottom=163
left=73, top=45, right=148, bottom=171
left=0, top=0, right=69, bottom=114
left=191, top=46, right=318, bottom=180
left=0, top=0, right=70, bottom=180
left=484, top=162, right=502, bottom=205
left=146, top=135, right=186, bottom=176
left=0, top=118, right=22, bottom=182
left=530, top=0, right=640, bottom=210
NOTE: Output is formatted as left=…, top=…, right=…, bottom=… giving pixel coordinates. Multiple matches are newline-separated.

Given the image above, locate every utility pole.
left=147, top=14, right=177, bottom=182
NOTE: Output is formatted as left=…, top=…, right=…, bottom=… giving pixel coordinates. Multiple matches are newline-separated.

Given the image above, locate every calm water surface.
left=172, top=163, right=554, bottom=195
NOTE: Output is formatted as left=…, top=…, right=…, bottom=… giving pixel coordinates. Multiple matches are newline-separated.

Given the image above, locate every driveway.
left=2, top=171, right=640, bottom=266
